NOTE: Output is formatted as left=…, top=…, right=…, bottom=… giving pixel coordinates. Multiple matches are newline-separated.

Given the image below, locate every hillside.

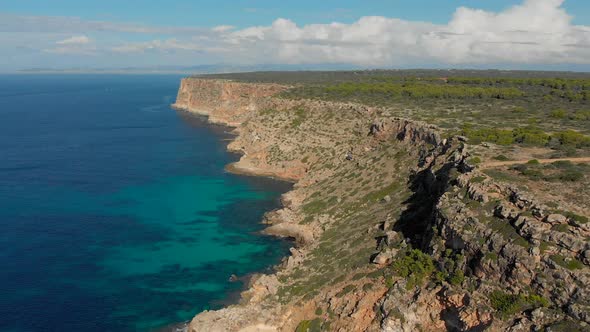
left=172, top=71, right=590, bottom=332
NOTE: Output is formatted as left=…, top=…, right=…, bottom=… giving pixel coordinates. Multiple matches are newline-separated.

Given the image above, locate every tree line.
left=460, top=124, right=590, bottom=148
left=322, top=82, right=525, bottom=100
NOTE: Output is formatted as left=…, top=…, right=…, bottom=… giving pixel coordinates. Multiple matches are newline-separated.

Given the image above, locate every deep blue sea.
left=0, top=74, right=291, bottom=331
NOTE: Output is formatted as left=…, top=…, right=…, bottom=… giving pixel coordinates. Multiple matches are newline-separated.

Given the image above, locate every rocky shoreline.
left=171, top=78, right=590, bottom=332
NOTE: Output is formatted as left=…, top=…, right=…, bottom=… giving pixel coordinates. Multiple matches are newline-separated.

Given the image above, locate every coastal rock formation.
left=173, top=78, right=590, bottom=332
left=172, top=78, right=287, bottom=126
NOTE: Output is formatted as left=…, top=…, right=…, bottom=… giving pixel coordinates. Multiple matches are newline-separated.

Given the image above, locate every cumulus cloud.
left=44, top=35, right=95, bottom=55
left=56, top=35, right=90, bottom=45
left=111, top=38, right=209, bottom=53
left=216, top=0, right=590, bottom=65
left=212, top=25, right=235, bottom=33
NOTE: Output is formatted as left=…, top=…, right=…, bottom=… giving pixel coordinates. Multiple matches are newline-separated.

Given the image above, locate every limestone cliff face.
left=172, top=78, right=287, bottom=126
left=173, top=78, right=590, bottom=332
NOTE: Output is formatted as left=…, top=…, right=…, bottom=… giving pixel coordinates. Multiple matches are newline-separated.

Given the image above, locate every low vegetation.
left=295, top=318, right=323, bottom=332
left=202, top=70, right=590, bottom=154
left=510, top=161, right=588, bottom=183
left=489, top=290, right=549, bottom=317
left=460, top=124, right=590, bottom=149
left=321, top=82, right=525, bottom=100
left=392, top=249, right=436, bottom=289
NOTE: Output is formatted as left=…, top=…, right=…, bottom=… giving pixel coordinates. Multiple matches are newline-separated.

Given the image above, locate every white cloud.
left=43, top=45, right=96, bottom=55
left=212, top=25, right=235, bottom=33
left=44, top=35, right=95, bottom=55
left=111, top=38, right=205, bottom=53
left=56, top=35, right=90, bottom=45
left=216, top=0, right=590, bottom=66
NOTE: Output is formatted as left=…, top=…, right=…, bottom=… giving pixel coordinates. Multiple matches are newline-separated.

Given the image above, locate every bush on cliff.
left=489, top=290, right=549, bottom=317
left=392, top=249, right=435, bottom=289
left=295, top=318, right=322, bottom=332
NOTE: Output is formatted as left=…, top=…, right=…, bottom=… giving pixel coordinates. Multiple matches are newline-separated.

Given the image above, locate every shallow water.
left=0, top=74, right=291, bottom=331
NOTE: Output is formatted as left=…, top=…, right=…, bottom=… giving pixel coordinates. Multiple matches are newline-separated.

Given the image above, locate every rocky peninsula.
left=172, top=75, right=590, bottom=332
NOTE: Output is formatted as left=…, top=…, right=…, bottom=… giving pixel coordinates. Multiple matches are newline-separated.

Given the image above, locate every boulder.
left=467, top=184, right=489, bottom=203
left=385, top=230, right=401, bottom=246
left=567, top=303, right=590, bottom=324
left=372, top=248, right=398, bottom=265
left=495, top=203, right=517, bottom=219
left=513, top=215, right=528, bottom=228
left=381, top=195, right=392, bottom=203
left=546, top=214, right=567, bottom=224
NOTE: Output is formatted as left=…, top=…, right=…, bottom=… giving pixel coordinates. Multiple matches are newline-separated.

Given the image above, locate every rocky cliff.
left=173, top=78, right=287, bottom=126
left=173, top=78, right=590, bottom=332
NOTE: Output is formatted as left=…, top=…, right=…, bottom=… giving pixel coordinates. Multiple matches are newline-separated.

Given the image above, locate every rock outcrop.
left=172, top=78, right=287, bottom=126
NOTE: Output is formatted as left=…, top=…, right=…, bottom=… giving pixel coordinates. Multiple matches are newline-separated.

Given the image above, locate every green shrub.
left=527, top=159, right=540, bottom=165
left=513, top=107, right=526, bottom=113
left=295, top=318, right=322, bottom=332
left=550, top=255, right=584, bottom=270
left=527, top=294, right=550, bottom=308
left=493, top=154, right=510, bottom=161
left=469, top=157, right=482, bottom=164
left=550, top=109, right=566, bottom=119
left=551, top=224, right=569, bottom=233
left=512, top=164, right=543, bottom=180
left=392, top=249, right=435, bottom=289
left=565, top=212, right=588, bottom=224
left=489, top=291, right=521, bottom=316
left=336, top=285, right=356, bottom=298
left=485, top=252, right=499, bottom=261
left=558, top=170, right=584, bottom=182
left=570, top=110, right=590, bottom=121
left=290, top=107, right=307, bottom=128
left=521, top=168, right=543, bottom=180
left=513, top=126, right=550, bottom=146
left=489, top=291, right=549, bottom=317
left=551, top=160, right=574, bottom=169
left=555, top=130, right=590, bottom=148
left=470, top=176, right=486, bottom=183
left=385, top=276, right=394, bottom=288
left=539, top=241, right=551, bottom=254
left=448, top=270, right=465, bottom=286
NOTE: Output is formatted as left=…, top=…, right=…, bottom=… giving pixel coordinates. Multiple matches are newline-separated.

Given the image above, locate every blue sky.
left=1, top=0, right=590, bottom=71
left=2, top=0, right=589, bottom=27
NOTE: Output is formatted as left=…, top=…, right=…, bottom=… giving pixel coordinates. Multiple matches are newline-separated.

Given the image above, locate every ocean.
left=0, top=74, right=291, bottom=331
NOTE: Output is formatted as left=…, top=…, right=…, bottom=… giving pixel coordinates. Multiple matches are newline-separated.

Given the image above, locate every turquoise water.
left=0, top=75, right=291, bottom=331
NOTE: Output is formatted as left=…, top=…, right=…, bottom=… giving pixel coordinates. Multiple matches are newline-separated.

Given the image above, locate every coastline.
left=169, top=103, right=301, bottom=330
left=171, top=77, right=590, bottom=332
left=168, top=78, right=451, bottom=331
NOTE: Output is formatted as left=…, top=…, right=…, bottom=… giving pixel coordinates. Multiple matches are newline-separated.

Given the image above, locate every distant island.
left=14, top=64, right=360, bottom=75
left=171, top=70, right=590, bottom=332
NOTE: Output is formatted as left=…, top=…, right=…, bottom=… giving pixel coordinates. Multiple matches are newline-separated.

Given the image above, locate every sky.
left=1, top=0, right=590, bottom=72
